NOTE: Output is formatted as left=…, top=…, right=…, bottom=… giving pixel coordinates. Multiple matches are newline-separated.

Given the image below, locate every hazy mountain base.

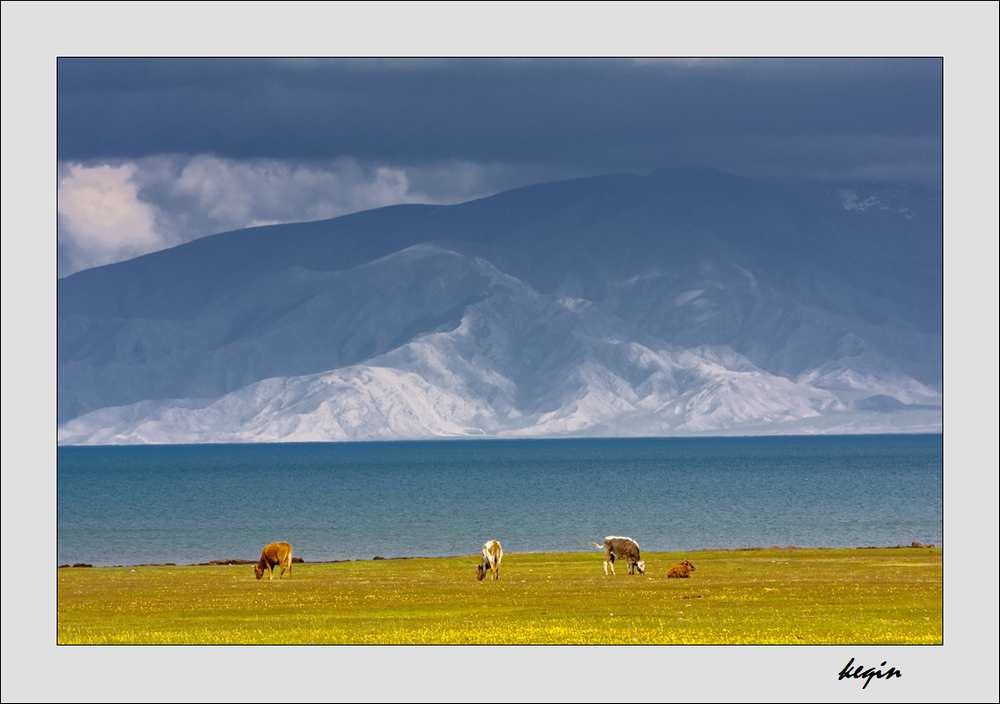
left=56, top=393, right=942, bottom=444
left=58, top=334, right=940, bottom=444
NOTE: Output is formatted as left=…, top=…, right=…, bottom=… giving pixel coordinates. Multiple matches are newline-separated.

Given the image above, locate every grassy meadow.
left=57, top=547, right=942, bottom=645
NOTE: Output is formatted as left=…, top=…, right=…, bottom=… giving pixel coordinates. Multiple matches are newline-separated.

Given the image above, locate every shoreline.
left=58, top=542, right=938, bottom=569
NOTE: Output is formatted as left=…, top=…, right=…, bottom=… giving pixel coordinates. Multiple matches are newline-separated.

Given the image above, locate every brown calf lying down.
left=667, top=559, right=695, bottom=578
left=590, top=536, right=645, bottom=575
left=476, top=540, right=503, bottom=581
left=254, top=541, right=293, bottom=580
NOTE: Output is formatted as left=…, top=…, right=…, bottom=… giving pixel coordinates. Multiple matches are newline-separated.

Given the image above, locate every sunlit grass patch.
left=57, top=548, right=941, bottom=645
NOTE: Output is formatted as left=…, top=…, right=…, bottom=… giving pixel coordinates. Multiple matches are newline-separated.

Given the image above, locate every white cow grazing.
left=476, top=540, right=503, bottom=581
left=590, top=536, right=645, bottom=575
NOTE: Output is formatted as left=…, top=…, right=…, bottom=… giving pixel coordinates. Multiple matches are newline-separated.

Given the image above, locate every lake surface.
left=57, top=435, right=942, bottom=567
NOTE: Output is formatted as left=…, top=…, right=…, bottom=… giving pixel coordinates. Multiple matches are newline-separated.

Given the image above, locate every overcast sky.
left=56, top=56, right=943, bottom=276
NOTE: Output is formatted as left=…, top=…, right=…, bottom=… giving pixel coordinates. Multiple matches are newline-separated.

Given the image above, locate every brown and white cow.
left=476, top=540, right=503, bottom=581
left=254, top=541, right=293, bottom=580
left=666, top=559, right=695, bottom=578
left=590, top=536, right=645, bottom=575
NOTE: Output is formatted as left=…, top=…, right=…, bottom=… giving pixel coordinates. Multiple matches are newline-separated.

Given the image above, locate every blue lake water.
left=57, top=435, right=942, bottom=567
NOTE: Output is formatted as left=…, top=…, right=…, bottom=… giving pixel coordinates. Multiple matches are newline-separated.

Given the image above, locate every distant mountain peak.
left=58, top=169, right=941, bottom=443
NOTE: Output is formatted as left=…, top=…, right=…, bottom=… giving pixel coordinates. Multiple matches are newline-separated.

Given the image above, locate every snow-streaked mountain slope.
left=55, top=250, right=848, bottom=444
left=57, top=170, right=941, bottom=443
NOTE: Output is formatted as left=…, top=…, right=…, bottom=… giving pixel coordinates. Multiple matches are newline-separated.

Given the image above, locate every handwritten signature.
left=838, top=658, right=902, bottom=689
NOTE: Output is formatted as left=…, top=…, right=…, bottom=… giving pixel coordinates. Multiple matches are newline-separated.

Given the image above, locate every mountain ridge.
left=57, top=169, right=942, bottom=443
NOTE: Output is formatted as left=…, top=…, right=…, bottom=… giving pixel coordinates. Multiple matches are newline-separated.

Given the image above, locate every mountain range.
left=57, top=168, right=942, bottom=444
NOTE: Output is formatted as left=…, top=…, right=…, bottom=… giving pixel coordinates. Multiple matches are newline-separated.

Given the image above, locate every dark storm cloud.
left=55, top=57, right=944, bottom=276
left=58, top=58, right=942, bottom=183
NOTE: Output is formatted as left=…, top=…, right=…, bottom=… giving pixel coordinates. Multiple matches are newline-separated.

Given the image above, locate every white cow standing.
left=476, top=540, right=503, bottom=581
left=590, top=536, right=645, bottom=575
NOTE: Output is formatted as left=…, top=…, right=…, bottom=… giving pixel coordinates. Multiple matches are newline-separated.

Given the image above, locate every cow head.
left=476, top=564, right=486, bottom=581
left=636, top=560, right=646, bottom=574
left=254, top=565, right=264, bottom=580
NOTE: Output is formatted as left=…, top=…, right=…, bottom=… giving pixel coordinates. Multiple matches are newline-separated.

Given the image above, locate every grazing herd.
left=251, top=536, right=694, bottom=582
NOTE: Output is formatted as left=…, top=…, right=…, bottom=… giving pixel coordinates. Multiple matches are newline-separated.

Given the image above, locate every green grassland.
left=57, top=548, right=942, bottom=645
